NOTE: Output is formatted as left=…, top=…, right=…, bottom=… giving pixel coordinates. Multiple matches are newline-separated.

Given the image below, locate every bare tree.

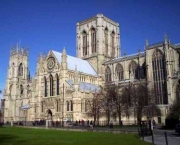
left=129, top=81, right=161, bottom=125
left=105, top=85, right=129, bottom=126
left=86, top=91, right=104, bottom=126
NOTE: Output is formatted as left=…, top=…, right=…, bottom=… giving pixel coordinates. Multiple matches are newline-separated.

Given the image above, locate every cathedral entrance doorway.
left=47, top=109, right=52, bottom=120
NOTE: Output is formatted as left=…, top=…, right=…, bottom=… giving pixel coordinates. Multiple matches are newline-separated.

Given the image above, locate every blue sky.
left=0, top=0, right=180, bottom=101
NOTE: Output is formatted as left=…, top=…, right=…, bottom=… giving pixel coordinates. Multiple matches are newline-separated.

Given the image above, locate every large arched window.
left=116, top=63, right=124, bottom=81
left=44, top=77, right=47, bottom=97
left=140, top=62, right=146, bottom=79
left=56, top=74, right=59, bottom=95
left=82, top=30, right=87, bottom=56
left=18, top=63, right=23, bottom=76
left=104, top=28, right=108, bottom=55
left=152, top=49, right=167, bottom=104
left=91, top=27, right=96, bottom=53
left=129, top=61, right=138, bottom=79
left=105, top=66, right=111, bottom=82
left=49, top=74, right=54, bottom=96
left=111, top=31, right=115, bottom=57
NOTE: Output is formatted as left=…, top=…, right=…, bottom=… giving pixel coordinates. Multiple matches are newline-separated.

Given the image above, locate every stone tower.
left=76, top=14, right=120, bottom=76
left=3, top=45, right=29, bottom=122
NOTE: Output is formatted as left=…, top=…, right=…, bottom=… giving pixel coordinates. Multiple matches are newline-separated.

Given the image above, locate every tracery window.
left=56, top=74, right=59, bottom=95
left=152, top=49, right=167, bottom=104
left=105, top=28, right=108, bottom=55
left=82, top=30, right=87, bottom=56
left=111, top=31, right=115, bottom=57
left=129, top=61, right=138, bottom=79
left=115, top=63, right=124, bottom=81
left=49, top=74, right=54, bottom=96
left=105, top=66, right=111, bottom=82
left=44, top=77, right=47, bottom=97
left=18, top=63, right=23, bottom=76
left=91, top=27, right=96, bottom=53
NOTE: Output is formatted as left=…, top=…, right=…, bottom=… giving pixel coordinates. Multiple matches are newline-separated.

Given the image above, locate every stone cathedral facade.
left=3, top=14, right=180, bottom=124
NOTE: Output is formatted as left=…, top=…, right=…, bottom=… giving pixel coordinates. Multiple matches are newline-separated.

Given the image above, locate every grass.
left=0, top=127, right=151, bottom=145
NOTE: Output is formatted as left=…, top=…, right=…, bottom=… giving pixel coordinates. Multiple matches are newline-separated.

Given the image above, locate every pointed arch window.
left=116, top=63, right=124, bottom=81
left=49, top=74, right=54, bottom=96
left=105, top=66, right=111, bottom=82
left=70, top=100, right=73, bottom=111
left=111, top=31, right=115, bottom=57
left=18, top=63, right=23, bottom=76
left=20, top=85, right=23, bottom=95
left=104, top=28, right=108, bottom=55
left=44, top=77, right=47, bottom=97
left=41, top=101, right=44, bottom=113
left=67, top=101, right=69, bottom=111
left=56, top=74, right=59, bottom=95
left=91, top=27, right=96, bottom=53
left=82, top=30, right=87, bottom=56
left=152, top=49, right=167, bottom=104
left=140, top=63, right=146, bottom=79
left=27, top=85, right=30, bottom=94
left=129, top=61, right=138, bottom=79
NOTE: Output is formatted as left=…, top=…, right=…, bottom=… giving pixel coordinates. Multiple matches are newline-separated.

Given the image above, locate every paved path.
left=144, top=130, right=180, bottom=145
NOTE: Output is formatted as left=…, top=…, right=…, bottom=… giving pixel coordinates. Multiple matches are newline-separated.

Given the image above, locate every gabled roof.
left=104, top=52, right=145, bottom=65
left=52, top=50, right=97, bottom=76
left=66, top=80, right=101, bottom=92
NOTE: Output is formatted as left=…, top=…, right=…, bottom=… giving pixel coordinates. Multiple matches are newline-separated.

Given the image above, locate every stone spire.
left=61, top=47, right=67, bottom=70
left=74, top=65, right=79, bottom=91
left=145, top=39, right=149, bottom=47
left=74, top=65, right=79, bottom=84
left=164, top=33, right=168, bottom=44
left=62, top=47, right=67, bottom=55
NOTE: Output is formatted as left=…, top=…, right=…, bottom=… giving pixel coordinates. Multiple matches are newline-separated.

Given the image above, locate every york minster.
left=2, top=14, right=180, bottom=125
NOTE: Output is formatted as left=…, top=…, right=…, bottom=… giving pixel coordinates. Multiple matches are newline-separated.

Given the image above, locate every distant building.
left=3, top=14, right=180, bottom=125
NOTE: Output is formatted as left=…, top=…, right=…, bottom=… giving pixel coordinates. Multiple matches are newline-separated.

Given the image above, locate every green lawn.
left=0, top=127, right=151, bottom=145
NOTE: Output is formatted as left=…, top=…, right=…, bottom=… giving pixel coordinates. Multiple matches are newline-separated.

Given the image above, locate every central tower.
left=76, top=14, right=120, bottom=76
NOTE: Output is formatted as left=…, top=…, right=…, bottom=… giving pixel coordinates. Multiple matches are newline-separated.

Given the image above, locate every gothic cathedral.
left=3, top=14, right=180, bottom=125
